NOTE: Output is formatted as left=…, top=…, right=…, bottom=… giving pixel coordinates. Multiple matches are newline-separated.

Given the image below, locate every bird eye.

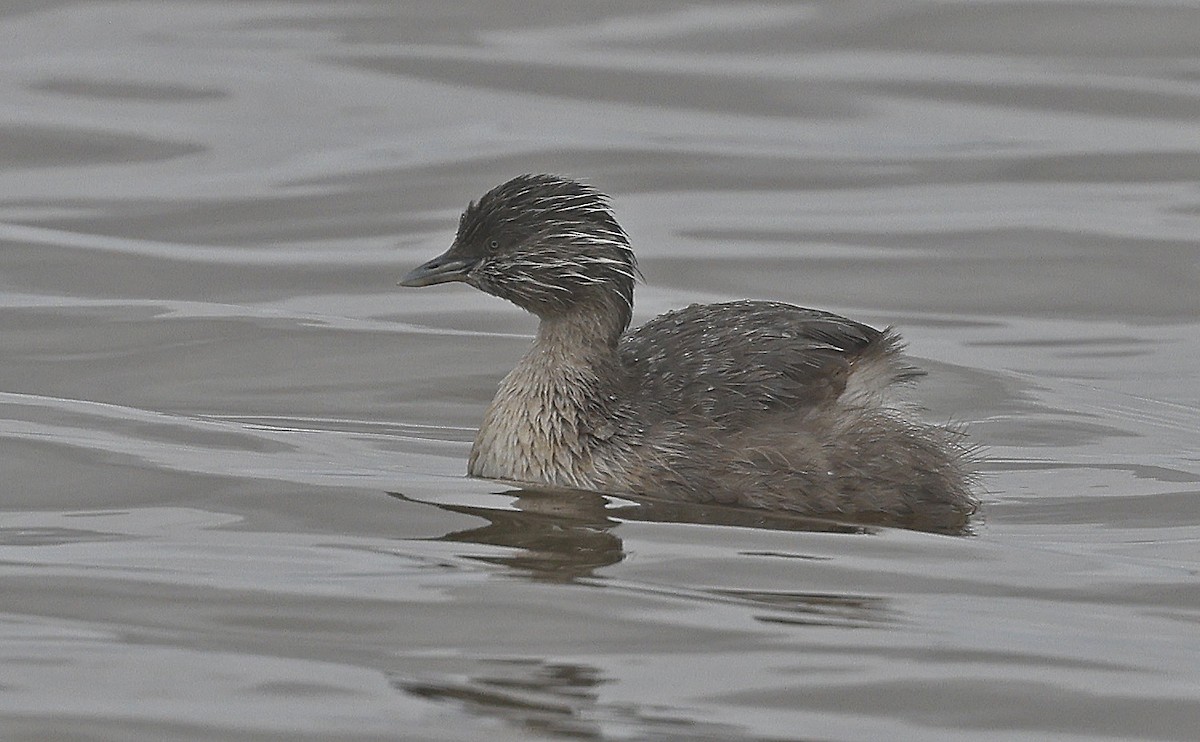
left=488, top=239, right=499, bottom=252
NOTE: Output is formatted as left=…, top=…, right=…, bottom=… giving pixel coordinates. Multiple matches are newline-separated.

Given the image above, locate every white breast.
left=467, top=351, right=599, bottom=489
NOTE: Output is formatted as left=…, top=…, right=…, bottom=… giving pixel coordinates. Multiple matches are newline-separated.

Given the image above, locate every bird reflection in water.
left=389, top=487, right=627, bottom=582
left=388, top=485, right=968, bottom=584
left=384, top=486, right=901, bottom=734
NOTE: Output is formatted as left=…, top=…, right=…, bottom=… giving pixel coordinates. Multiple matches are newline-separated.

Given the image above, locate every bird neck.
left=534, top=294, right=630, bottom=352
left=519, top=303, right=628, bottom=403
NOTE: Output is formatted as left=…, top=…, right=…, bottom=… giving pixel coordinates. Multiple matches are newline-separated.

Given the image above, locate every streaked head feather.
left=456, top=174, right=640, bottom=327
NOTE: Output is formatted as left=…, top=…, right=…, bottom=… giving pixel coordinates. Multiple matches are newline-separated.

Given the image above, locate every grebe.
left=401, top=174, right=976, bottom=525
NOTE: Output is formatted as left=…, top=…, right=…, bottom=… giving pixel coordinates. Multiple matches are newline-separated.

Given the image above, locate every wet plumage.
left=401, top=174, right=977, bottom=529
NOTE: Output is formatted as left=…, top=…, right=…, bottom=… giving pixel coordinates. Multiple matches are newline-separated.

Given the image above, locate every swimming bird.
left=401, top=174, right=976, bottom=527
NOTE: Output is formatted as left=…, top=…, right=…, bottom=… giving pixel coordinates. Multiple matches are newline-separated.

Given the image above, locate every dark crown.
left=457, top=174, right=639, bottom=325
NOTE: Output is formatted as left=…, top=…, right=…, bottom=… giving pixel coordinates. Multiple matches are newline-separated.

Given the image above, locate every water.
left=2, top=2, right=1199, bottom=740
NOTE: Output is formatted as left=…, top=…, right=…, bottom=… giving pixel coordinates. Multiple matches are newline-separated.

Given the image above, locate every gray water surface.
left=2, top=2, right=1199, bottom=741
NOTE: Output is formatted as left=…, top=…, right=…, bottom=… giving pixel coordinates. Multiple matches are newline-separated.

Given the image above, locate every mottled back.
left=619, top=300, right=921, bottom=427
